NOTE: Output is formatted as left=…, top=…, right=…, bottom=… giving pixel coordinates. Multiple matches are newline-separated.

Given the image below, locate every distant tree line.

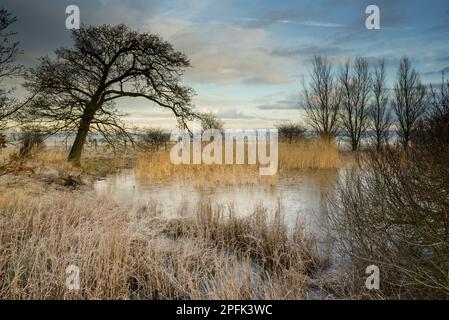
left=301, top=55, right=435, bottom=151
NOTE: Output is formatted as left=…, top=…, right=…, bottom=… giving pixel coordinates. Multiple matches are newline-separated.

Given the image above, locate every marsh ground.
left=0, top=139, right=349, bottom=299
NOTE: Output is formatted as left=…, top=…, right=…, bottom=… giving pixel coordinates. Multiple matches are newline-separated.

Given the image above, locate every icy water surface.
left=94, top=169, right=340, bottom=236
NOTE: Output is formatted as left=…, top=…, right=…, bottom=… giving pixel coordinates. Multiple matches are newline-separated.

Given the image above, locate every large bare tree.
left=25, top=24, right=197, bottom=165
left=301, top=56, right=341, bottom=139
left=339, top=57, right=372, bottom=151
left=369, top=59, right=391, bottom=151
left=393, top=57, right=426, bottom=150
left=0, top=8, right=24, bottom=130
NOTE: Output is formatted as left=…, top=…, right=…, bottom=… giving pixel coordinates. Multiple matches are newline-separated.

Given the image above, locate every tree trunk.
left=68, top=117, right=92, bottom=166
left=376, top=136, right=382, bottom=152
left=351, top=138, right=358, bottom=151
left=402, top=132, right=410, bottom=151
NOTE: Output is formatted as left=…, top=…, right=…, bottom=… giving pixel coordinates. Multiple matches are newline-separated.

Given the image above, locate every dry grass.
left=0, top=147, right=14, bottom=163
left=33, top=148, right=130, bottom=177
left=163, top=202, right=328, bottom=276
left=135, top=138, right=341, bottom=186
left=0, top=185, right=328, bottom=300
left=1, top=147, right=132, bottom=184
left=0, top=138, right=339, bottom=299
left=135, top=149, right=274, bottom=186
left=278, top=138, right=341, bottom=171
left=3, top=137, right=341, bottom=187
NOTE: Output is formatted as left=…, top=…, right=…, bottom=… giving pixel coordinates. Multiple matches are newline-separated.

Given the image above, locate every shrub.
left=276, top=122, right=306, bottom=143
left=18, top=128, right=45, bottom=157
left=138, top=128, right=170, bottom=151
left=327, top=108, right=449, bottom=299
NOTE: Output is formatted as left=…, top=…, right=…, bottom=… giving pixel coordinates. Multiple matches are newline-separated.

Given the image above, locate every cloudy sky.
left=3, top=0, right=449, bottom=129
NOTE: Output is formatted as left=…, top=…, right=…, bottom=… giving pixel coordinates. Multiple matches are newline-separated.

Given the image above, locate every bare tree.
left=197, top=111, right=224, bottom=132
left=339, top=57, right=372, bottom=151
left=369, top=59, right=391, bottom=151
left=0, top=8, right=24, bottom=129
left=428, top=72, right=449, bottom=118
left=393, top=58, right=426, bottom=150
left=415, top=73, right=449, bottom=148
left=301, top=56, right=341, bottom=139
left=25, top=24, right=197, bottom=165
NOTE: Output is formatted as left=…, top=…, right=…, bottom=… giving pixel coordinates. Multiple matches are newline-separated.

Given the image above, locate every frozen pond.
left=94, top=169, right=340, bottom=236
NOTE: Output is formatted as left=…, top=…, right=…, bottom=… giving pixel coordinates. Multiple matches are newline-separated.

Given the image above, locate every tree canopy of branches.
left=428, top=73, right=449, bottom=119
left=301, top=56, right=341, bottom=139
left=339, top=57, right=372, bottom=151
left=0, top=8, right=24, bottom=130
left=25, top=24, right=197, bottom=165
left=415, top=73, right=449, bottom=149
left=393, top=58, right=426, bottom=150
left=369, top=59, right=391, bottom=151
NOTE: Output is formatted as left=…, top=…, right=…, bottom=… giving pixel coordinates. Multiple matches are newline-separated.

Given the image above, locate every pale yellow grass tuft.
left=279, top=138, right=341, bottom=171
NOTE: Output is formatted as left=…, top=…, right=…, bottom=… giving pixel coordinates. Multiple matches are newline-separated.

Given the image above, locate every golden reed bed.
left=135, top=138, right=341, bottom=186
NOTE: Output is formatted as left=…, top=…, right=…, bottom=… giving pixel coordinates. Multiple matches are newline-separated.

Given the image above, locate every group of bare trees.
left=328, top=74, right=449, bottom=299
left=302, top=55, right=429, bottom=151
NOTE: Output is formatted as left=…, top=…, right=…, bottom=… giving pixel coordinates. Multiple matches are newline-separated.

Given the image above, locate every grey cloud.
left=233, top=17, right=344, bottom=29
left=423, top=66, right=449, bottom=76
left=2, top=0, right=160, bottom=66
left=147, top=19, right=293, bottom=86
left=257, top=100, right=298, bottom=110
left=269, top=45, right=349, bottom=57
left=243, top=74, right=291, bottom=85
left=215, top=109, right=256, bottom=120
left=235, top=5, right=344, bottom=29
left=237, top=0, right=407, bottom=31
left=436, top=55, right=449, bottom=63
